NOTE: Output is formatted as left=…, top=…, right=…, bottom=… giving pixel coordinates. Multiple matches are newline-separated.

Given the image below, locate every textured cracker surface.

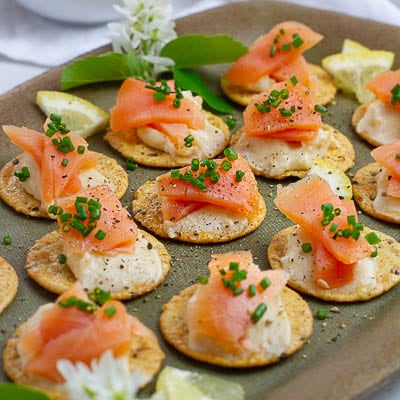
left=131, top=180, right=266, bottom=243
left=220, top=63, right=336, bottom=107
left=0, top=257, right=18, bottom=315
left=230, top=124, right=354, bottom=179
left=25, top=229, right=171, bottom=300
left=160, top=285, right=312, bottom=367
left=0, top=153, right=128, bottom=218
left=268, top=226, right=400, bottom=302
left=104, top=111, right=230, bottom=168
left=3, top=320, right=165, bottom=400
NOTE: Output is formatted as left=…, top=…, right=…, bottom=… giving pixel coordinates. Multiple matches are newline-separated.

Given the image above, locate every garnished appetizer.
left=352, top=69, right=400, bottom=146
left=0, top=256, right=18, bottom=315
left=3, top=282, right=165, bottom=399
left=353, top=140, right=400, bottom=223
left=0, top=114, right=128, bottom=218
left=268, top=176, right=400, bottom=302
left=231, top=79, right=354, bottom=179
left=104, top=78, right=230, bottom=167
left=132, top=148, right=266, bottom=243
left=221, top=21, right=336, bottom=107
left=160, top=251, right=313, bottom=367
left=25, top=185, right=170, bottom=299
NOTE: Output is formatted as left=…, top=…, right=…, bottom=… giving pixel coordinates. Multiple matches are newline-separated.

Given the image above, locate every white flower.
left=108, top=0, right=177, bottom=78
left=57, top=350, right=152, bottom=400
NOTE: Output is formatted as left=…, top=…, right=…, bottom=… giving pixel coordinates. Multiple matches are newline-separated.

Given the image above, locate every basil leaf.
left=61, top=52, right=133, bottom=90
left=161, top=35, right=247, bottom=68
left=173, top=68, right=233, bottom=114
left=0, top=383, right=50, bottom=400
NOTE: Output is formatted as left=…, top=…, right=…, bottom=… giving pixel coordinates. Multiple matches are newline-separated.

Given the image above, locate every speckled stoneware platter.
left=1, top=1, right=400, bottom=399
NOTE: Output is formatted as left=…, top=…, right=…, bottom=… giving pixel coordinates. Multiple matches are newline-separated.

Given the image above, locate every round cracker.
left=220, top=63, right=336, bottom=107
left=353, top=162, right=400, bottom=223
left=0, top=256, right=18, bottom=315
left=103, top=111, right=231, bottom=168
left=230, top=124, right=354, bottom=179
left=0, top=152, right=128, bottom=218
left=352, top=101, right=382, bottom=147
left=160, top=284, right=312, bottom=367
left=3, top=318, right=165, bottom=400
left=268, top=225, right=400, bottom=302
left=131, top=180, right=266, bottom=243
left=25, top=229, right=171, bottom=300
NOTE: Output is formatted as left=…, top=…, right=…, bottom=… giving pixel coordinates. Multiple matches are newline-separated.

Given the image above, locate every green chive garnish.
left=229, top=262, right=239, bottom=271
left=104, top=305, right=117, bottom=317
left=77, top=145, right=85, bottom=154
left=260, top=277, right=271, bottom=290
left=301, top=242, right=312, bottom=253
left=226, top=117, right=237, bottom=130
left=3, top=234, right=12, bottom=245
left=126, top=157, right=137, bottom=171
left=88, top=287, right=111, bottom=305
left=290, top=75, right=298, bottom=85
left=314, top=104, right=328, bottom=114
left=95, top=230, right=107, bottom=240
left=61, top=158, right=68, bottom=167
left=251, top=303, right=267, bottom=323
left=198, top=275, right=209, bottom=284
left=223, top=147, right=238, bottom=161
left=235, top=170, right=245, bottom=182
left=316, top=307, right=328, bottom=320
left=364, top=232, right=381, bottom=245
left=248, top=284, right=256, bottom=297
left=58, top=253, right=67, bottom=264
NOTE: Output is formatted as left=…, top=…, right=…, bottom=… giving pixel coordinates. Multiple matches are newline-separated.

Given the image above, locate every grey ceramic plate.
left=1, top=1, right=400, bottom=399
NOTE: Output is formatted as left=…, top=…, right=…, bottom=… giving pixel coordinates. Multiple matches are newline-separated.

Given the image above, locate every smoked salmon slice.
left=3, top=125, right=98, bottom=204
left=366, top=69, right=400, bottom=112
left=371, top=139, right=400, bottom=198
left=19, top=283, right=135, bottom=382
left=275, top=176, right=371, bottom=265
left=186, top=252, right=289, bottom=355
left=225, top=21, right=323, bottom=86
left=243, top=80, right=322, bottom=140
left=54, top=185, right=137, bottom=256
left=110, top=78, right=205, bottom=132
left=156, top=154, right=259, bottom=221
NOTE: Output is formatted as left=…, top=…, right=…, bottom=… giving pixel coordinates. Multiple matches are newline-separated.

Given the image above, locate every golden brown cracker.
left=268, top=225, right=400, bottom=302
left=0, top=153, right=128, bottom=218
left=231, top=124, right=354, bottom=179
left=220, top=63, right=336, bottom=107
left=3, top=319, right=165, bottom=400
left=353, top=162, right=400, bottom=224
left=159, top=284, right=312, bottom=367
left=0, top=256, right=18, bottom=315
left=131, top=180, right=266, bottom=243
left=25, top=229, right=171, bottom=300
left=104, top=111, right=230, bottom=168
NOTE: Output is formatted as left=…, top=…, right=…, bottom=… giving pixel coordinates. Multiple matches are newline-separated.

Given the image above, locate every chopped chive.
left=210, top=171, right=220, bottom=183
left=184, top=135, right=194, bottom=147
left=395, top=153, right=400, bottom=159
left=153, top=92, right=166, bottom=102
left=50, top=113, right=62, bottom=123
left=347, top=215, right=356, bottom=226
left=198, top=275, right=209, bottom=284
left=329, top=223, right=338, bottom=233
left=126, top=157, right=137, bottom=171
left=171, top=169, right=180, bottom=179
left=292, top=33, right=304, bottom=48
left=191, top=158, right=200, bottom=171
left=223, top=147, right=238, bottom=161
left=280, top=89, right=289, bottom=99
left=95, top=230, right=107, bottom=240
left=301, top=242, right=313, bottom=253
left=390, top=83, right=400, bottom=105
left=370, top=246, right=378, bottom=257
left=279, top=108, right=292, bottom=117
left=251, top=303, right=267, bottom=323
left=77, top=145, right=85, bottom=154
left=235, top=170, right=245, bottom=182
left=226, top=117, right=237, bottom=130
left=314, top=104, right=328, bottom=114
left=229, top=262, right=239, bottom=271
left=282, top=43, right=291, bottom=51
left=260, top=277, right=271, bottom=290
left=61, top=158, right=68, bottom=167
left=219, top=269, right=226, bottom=276
left=248, top=284, right=256, bottom=297
left=221, top=160, right=232, bottom=171
left=48, top=205, right=63, bottom=215
left=104, top=305, right=116, bottom=317
left=290, top=75, right=298, bottom=85
left=3, top=234, right=12, bottom=245
left=76, top=299, right=96, bottom=314
left=58, top=296, right=77, bottom=308
left=316, top=307, right=328, bottom=320
left=269, top=45, right=276, bottom=57
left=233, top=287, right=244, bottom=296
left=88, top=287, right=111, bottom=305
left=364, top=232, right=381, bottom=245
left=233, top=269, right=247, bottom=282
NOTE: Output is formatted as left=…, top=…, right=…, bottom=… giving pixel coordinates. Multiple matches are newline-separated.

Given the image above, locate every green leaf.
left=173, top=68, right=233, bottom=114
left=0, top=383, right=50, bottom=400
left=161, top=35, right=247, bottom=69
left=61, top=52, right=133, bottom=90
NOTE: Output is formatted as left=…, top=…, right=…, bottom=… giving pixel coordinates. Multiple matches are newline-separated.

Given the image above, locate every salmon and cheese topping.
left=353, top=69, right=400, bottom=145
left=225, top=21, right=322, bottom=93
left=2, top=116, right=116, bottom=215
left=370, top=140, right=400, bottom=219
left=186, top=252, right=291, bottom=359
left=155, top=149, right=261, bottom=238
left=109, top=78, right=227, bottom=163
left=275, top=176, right=379, bottom=290
left=16, top=283, right=141, bottom=383
left=51, top=185, right=164, bottom=293
left=232, top=80, right=341, bottom=178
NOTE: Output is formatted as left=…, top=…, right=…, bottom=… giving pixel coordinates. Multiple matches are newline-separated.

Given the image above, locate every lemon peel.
left=322, top=39, right=394, bottom=103
left=309, top=158, right=353, bottom=200
left=155, top=366, right=245, bottom=400
left=36, top=91, right=109, bottom=138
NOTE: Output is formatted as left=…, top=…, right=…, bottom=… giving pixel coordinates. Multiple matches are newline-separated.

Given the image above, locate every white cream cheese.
left=136, top=91, right=226, bottom=162
left=373, top=167, right=400, bottom=222
left=163, top=205, right=248, bottom=240
left=281, top=226, right=377, bottom=291
left=17, top=152, right=115, bottom=215
left=241, top=75, right=277, bottom=93
left=65, top=231, right=163, bottom=293
left=356, top=100, right=400, bottom=145
left=233, top=126, right=336, bottom=177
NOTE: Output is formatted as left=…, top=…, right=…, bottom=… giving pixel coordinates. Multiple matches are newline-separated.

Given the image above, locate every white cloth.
left=0, top=0, right=400, bottom=67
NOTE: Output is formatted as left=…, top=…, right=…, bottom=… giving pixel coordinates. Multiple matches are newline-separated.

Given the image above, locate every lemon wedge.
left=322, top=40, right=394, bottom=103
left=154, top=366, right=245, bottom=400
left=36, top=91, right=109, bottom=138
left=309, top=158, right=353, bottom=200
